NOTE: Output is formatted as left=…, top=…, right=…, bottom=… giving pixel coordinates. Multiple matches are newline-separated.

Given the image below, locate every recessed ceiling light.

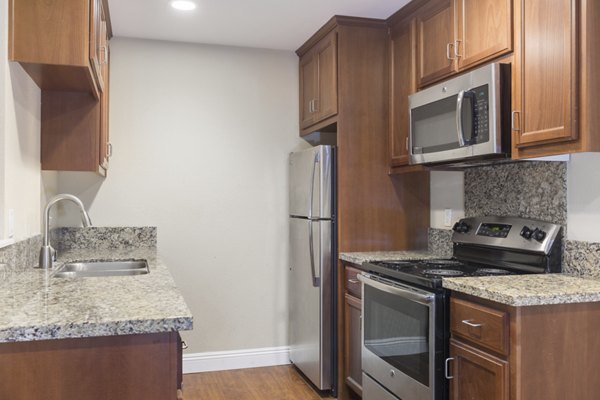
left=170, top=0, right=197, bottom=11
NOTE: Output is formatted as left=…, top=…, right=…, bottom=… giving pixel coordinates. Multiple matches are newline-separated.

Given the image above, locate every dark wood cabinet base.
left=0, top=332, right=181, bottom=400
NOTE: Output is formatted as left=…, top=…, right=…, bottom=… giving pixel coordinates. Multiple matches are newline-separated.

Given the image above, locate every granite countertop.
left=443, top=274, right=600, bottom=307
left=0, top=247, right=193, bottom=343
left=339, top=250, right=437, bottom=265
left=339, top=250, right=600, bottom=307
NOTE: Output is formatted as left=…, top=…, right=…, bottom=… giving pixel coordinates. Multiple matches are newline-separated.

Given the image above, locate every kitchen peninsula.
left=0, top=227, right=192, bottom=400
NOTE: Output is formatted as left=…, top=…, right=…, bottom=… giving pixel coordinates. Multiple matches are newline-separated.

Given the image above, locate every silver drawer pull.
left=462, top=319, right=483, bottom=328
left=445, top=357, right=454, bottom=379
left=348, top=279, right=359, bottom=284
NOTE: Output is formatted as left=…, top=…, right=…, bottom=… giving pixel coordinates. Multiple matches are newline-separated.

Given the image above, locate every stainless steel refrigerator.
left=288, top=145, right=335, bottom=393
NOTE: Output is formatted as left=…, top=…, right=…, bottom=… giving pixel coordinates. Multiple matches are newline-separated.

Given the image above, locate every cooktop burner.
left=365, top=258, right=518, bottom=289
left=422, top=269, right=465, bottom=277
left=475, top=268, right=513, bottom=275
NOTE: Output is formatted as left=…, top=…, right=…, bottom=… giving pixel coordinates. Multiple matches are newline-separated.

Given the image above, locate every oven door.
left=359, top=273, right=436, bottom=400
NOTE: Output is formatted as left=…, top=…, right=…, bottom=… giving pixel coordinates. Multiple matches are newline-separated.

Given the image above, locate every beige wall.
left=0, top=0, right=54, bottom=243
left=56, top=37, right=308, bottom=353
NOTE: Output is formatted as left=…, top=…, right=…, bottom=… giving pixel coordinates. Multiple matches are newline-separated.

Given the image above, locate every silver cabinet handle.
left=313, top=98, right=318, bottom=113
left=445, top=357, right=454, bottom=379
left=454, top=39, right=462, bottom=58
left=348, top=279, right=359, bottom=284
left=446, top=42, right=455, bottom=60
left=462, top=319, right=483, bottom=328
left=405, top=137, right=409, bottom=151
left=107, top=142, right=113, bottom=158
left=181, top=340, right=188, bottom=350
left=101, top=46, right=108, bottom=64
left=511, top=111, right=520, bottom=131
left=309, top=99, right=314, bottom=113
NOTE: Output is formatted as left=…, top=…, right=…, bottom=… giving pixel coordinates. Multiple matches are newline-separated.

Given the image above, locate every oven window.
left=364, top=284, right=430, bottom=387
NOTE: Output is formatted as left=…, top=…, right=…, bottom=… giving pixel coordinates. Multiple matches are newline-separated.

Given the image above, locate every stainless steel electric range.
left=358, top=216, right=563, bottom=400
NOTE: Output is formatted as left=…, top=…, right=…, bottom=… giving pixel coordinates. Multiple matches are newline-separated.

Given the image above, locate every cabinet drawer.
left=450, top=297, right=508, bottom=355
left=345, top=266, right=362, bottom=299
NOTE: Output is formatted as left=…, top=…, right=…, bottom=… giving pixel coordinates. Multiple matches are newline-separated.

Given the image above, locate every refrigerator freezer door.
left=289, top=146, right=334, bottom=219
left=289, top=217, right=332, bottom=390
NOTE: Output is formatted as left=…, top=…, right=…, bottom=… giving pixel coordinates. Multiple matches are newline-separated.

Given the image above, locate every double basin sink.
left=53, top=260, right=149, bottom=278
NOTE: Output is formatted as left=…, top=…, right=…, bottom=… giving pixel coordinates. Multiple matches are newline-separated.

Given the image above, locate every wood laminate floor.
left=182, top=365, right=335, bottom=400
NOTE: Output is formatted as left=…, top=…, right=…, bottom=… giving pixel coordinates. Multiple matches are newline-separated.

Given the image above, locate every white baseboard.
left=183, top=346, right=290, bottom=374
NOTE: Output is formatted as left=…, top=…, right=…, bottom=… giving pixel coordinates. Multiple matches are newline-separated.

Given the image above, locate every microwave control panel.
left=471, top=84, right=489, bottom=142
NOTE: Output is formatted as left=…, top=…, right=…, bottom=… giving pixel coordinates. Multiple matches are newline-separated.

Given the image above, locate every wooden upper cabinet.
left=389, top=19, right=417, bottom=167
left=90, top=0, right=106, bottom=94
left=8, top=0, right=108, bottom=98
left=298, top=30, right=338, bottom=135
left=416, top=0, right=456, bottom=87
left=300, top=54, right=318, bottom=129
left=456, top=0, right=513, bottom=70
left=415, top=0, right=512, bottom=88
left=36, top=0, right=113, bottom=175
left=512, top=0, right=578, bottom=149
left=99, top=17, right=111, bottom=172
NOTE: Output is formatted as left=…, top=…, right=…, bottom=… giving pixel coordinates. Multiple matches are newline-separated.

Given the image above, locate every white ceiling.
left=107, top=0, right=412, bottom=51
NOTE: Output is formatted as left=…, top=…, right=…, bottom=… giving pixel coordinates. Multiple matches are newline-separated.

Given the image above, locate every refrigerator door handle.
left=308, top=151, right=319, bottom=219
left=308, top=220, right=320, bottom=287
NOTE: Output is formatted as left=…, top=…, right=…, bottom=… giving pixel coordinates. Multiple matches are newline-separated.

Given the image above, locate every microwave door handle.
left=456, top=90, right=466, bottom=147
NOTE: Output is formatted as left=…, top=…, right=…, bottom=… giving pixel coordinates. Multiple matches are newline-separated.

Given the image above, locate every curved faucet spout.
left=39, top=194, right=92, bottom=269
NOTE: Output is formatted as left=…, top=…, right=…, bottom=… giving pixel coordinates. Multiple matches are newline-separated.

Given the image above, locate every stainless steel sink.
left=53, top=259, right=149, bottom=278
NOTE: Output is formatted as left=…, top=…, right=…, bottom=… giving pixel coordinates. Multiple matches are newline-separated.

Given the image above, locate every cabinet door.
left=99, top=17, right=110, bottom=172
left=314, top=31, right=338, bottom=123
left=344, top=293, right=362, bottom=396
left=450, top=339, right=508, bottom=400
left=299, top=52, right=318, bottom=129
left=512, top=0, right=578, bottom=148
left=90, top=0, right=105, bottom=93
left=456, top=0, right=512, bottom=70
left=389, top=20, right=417, bottom=167
left=417, top=0, right=456, bottom=87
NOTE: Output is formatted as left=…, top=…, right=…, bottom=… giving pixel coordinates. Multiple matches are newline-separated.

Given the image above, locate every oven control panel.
left=476, top=223, right=512, bottom=238
left=452, top=216, right=562, bottom=255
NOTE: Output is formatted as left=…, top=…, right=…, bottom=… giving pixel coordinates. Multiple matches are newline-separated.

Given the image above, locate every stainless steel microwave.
left=409, top=63, right=510, bottom=165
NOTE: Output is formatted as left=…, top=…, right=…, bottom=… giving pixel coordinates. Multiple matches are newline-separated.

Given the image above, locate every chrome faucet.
left=39, top=194, right=92, bottom=269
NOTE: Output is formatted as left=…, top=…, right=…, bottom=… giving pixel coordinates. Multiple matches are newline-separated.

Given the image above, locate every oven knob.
left=520, top=226, right=533, bottom=239
left=453, top=221, right=470, bottom=233
left=533, top=229, right=546, bottom=242
left=390, top=370, right=396, bottom=378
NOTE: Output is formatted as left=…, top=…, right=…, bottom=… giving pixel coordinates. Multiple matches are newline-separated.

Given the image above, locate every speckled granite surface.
left=52, top=227, right=157, bottom=250
left=428, top=228, right=453, bottom=258
left=0, top=228, right=192, bottom=343
left=563, top=240, right=600, bottom=279
left=465, top=161, right=567, bottom=225
left=339, top=250, right=436, bottom=265
left=443, top=274, right=600, bottom=306
left=0, top=236, right=42, bottom=273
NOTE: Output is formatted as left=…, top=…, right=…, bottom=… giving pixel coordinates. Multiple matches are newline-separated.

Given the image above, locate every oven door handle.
left=358, top=273, right=435, bottom=305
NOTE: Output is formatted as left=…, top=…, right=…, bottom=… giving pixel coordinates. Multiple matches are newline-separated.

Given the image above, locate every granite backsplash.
left=0, top=227, right=157, bottom=274
left=428, top=160, right=600, bottom=280
left=464, top=161, right=567, bottom=225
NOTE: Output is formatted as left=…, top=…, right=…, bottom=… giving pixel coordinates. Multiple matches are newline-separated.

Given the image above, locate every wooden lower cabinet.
left=450, top=339, right=509, bottom=400
left=0, top=332, right=182, bottom=400
left=450, top=294, right=600, bottom=400
left=344, top=293, right=362, bottom=396
left=342, top=265, right=364, bottom=398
